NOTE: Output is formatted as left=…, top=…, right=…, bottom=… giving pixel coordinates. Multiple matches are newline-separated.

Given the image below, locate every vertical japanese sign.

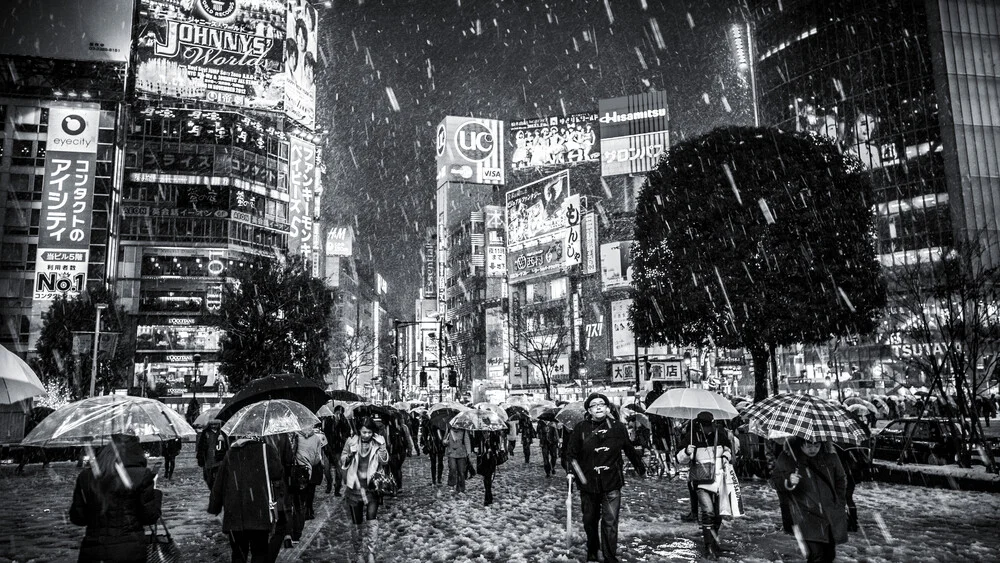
left=485, top=205, right=507, bottom=278
left=422, top=242, right=436, bottom=299
left=34, top=107, right=100, bottom=300
left=287, top=136, right=316, bottom=256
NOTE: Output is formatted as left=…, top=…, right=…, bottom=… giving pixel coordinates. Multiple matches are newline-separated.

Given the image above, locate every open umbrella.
left=536, top=407, right=560, bottom=422
left=328, top=389, right=366, bottom=402
left=846, top=404, right=870, bottom=417
left=316, top=404, right=334, bottom=417
left=555, top=401, right=587, bottom=431
left=222, top=399, right=319, bottom=438
left=646, top=388, right=739, bottom=420
left=622, top=403, right=646, bottom=414
left=626, top=412, right=651, bottom=428
left=843, top=396, right=878, bottom=412
left=450, top=409, right=508, bottom=432
left=193, top=405, right=224, bottom=427
left=741, top=393, right=869, bottom=445
left=474, top=402, right=509, bottom=422
left=218, top=374, right=328, bottom=422
left=0, top=345, right=45, bottom=404
left=528, top=404, right=553, bottom=420
left=22, top=395, right=196, bottom=446
left=346, top=403, right=396, bottom=424
left=429, top=401, right=470, bottom=416
left=504, top=405, right=529, bottom=420
left=391, top=401, right=411, bottom=411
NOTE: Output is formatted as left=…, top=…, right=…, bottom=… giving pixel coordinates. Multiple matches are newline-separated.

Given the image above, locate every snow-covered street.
left=6, top=443, right=997, bottom=563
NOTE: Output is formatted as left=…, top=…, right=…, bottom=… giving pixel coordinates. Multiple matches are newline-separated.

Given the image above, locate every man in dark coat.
left=209, top=437, right=284, bottom=563
left=197, top=419, right=228, bottom=490
left=567, top=393, right=646, bottom=563
left=70, top=434, right=163, bottom=563
left=322, top=405, right=351, bottom=495
left=537, top=419, right=560, bottom=477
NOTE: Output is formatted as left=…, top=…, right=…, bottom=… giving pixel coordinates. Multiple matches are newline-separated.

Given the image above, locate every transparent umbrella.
left=450, top=409, right=508, bottom=432
left=193, top=405, right=224, bottom=427
left=555, top=401, right=587, bottom=431
left=473, top=402, right=509, bottom=422
left=22, top=395, right=195, bottom=446
left=0, top=345, right=45, bottom=405
left=222, top=399, right=319, bottom=438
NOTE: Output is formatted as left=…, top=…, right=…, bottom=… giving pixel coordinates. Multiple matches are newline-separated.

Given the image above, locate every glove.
left=685, top=445, right=695, bottom=457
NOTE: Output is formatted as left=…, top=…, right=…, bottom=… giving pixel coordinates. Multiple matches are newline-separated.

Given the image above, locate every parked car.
left=869, top=417, right=1000, bottom=467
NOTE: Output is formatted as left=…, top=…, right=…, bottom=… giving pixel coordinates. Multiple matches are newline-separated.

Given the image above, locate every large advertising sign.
left=601, top=240, right=635, bottom=291
left=422, top=242, right=436, bottom=299
left=598, top=92, right=669, bottom=176
left=435, top=117, right=505, bottom=185
left=34, top=107, right=100, bottom=301
left=611, top=299, right=634, bottom=357
left=510, top=112, right=600, bottom=170
left=505, top=171, right=572, bottom=248
left=325, top=226, right=354, bottom=257
left=485, top=206, right=507, bottom=278
left=134, top=0, right=286, bottom=108
left=287, top=136, right=316, bottom=255
left=282, top=0, right=317, bottom=129
left=0, top=0, right=133, bottom=63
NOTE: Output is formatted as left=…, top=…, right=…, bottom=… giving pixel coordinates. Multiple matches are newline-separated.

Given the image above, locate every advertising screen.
left=34, top=107, right=100, bottom=301
left=598, top=92, right=670, bottom=177
left=600, top=131, right=670, bottom=177
left=600, top=240, right=635, bottom=291
left=435, top=116, right=505, bottom=185
left=0, top=0, right=133, bottom=62
left=509, top=112, right=600, bottom=170
left=505, top=171, right=572, bottom=249
left=282, top=0, right=317, bottom=129
left=134, top=0, right=286, bottom=108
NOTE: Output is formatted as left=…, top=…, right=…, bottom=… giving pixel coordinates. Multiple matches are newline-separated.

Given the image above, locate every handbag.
left=689, top=431, right=718, bottom=485
left=146, top=518, right=181, bottom=563
left=367, top=466, right=397, bottom=496
left=309, top=461, right=324, bottom=486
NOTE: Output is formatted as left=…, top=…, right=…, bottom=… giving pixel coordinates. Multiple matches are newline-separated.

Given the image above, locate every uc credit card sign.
left=435, top=116, right=505, bottom=185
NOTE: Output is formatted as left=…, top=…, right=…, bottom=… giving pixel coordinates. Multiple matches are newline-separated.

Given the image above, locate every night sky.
left=316, top=0, right=753, bottom=312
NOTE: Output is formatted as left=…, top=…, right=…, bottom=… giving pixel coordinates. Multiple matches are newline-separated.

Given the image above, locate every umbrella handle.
left=566, top=473, right=573, bottom=542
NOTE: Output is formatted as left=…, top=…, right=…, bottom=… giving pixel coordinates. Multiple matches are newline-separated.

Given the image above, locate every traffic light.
left=645, top=361, right=652, bottom=381
left=419, top=370, right=427, bottom=387
left=448, top=368, right=457, bottom=387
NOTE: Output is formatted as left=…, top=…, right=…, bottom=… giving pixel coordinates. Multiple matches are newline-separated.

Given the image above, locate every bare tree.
left=886, top=233, right=1000, bottom=471
left=330, top=326, right=378, bottom=393
left=507, top=299, right=572, bottom=401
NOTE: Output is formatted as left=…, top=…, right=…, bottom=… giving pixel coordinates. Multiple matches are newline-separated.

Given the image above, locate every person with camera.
left=674, top=411, right=734, bottom=560
left=340, top=417, right=390, bottom=563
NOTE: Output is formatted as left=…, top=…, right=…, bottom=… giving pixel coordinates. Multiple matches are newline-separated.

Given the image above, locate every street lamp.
left=89, top=303, right=107, bottom=397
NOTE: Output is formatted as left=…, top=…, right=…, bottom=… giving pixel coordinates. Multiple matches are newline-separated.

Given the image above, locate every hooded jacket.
left=208, top=438, right=284, bottom=532
left=70, top=435, right=162, bottom=563
left=567, top=415, right=646, bottom=494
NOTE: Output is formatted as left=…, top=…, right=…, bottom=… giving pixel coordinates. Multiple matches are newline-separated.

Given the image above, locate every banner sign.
left=598, top=92, right=669, bottom=177
left=287, top=136, right=316, bottom=255
left=485, top=205, right=507, bottom=278
left=611, top=299, right=634, bottom=358
left=510, top=112, right=600, bottom=170
left=325, top=226, right=354, bottom=257
left=422, top=242, right=436, bottom=299
left=505, top=171, right=572, bottom=249
left=135, top=0, right=286, bottom=109
left=34, top=107, right=100, bottom=301
left=507, top=240, right=565, bottom=281
left=601, top=241, right=635, bottom=291
left=0, top=0, right=133, bottom=63
left=435, top=116, right=505, bottom=185
left=600, top=132, right=670, bottom=177
left=282, top=0, right=317, bottom=129
left=582, top=212, right=598, bottom=274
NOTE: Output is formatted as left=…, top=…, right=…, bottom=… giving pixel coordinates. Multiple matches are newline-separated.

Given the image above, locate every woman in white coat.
left=675, top=411, right=734, bottom=560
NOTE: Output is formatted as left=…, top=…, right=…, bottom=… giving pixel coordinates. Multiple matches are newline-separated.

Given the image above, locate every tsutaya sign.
left=435, top=116, right=505, bottom=185
left=34, top=106, right=100, bottom=300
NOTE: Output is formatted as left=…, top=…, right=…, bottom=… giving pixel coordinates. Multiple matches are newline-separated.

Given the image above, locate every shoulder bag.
left=689, top=431, right=719, bottom=485
left=146, top=517, right=181, bottom=563
left=367, top=465, right=397, bottom=496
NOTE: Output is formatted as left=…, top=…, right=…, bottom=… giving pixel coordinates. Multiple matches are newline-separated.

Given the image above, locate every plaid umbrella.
left=741, top=393, right=869, bottom=445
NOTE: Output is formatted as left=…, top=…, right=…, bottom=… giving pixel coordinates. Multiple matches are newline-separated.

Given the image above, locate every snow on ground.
left=2, top=444, right=999, bottom=563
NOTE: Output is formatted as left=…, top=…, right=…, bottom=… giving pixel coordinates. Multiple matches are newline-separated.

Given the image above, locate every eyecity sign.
left=435, top=116, right=505, bottom=185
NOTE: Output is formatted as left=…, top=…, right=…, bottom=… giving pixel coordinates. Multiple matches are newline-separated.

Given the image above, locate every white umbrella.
left=222, top=399, right=320, bottom=438
left=0, top=345, right=45, bottom=404
left=646, top=388, right=739, bottom=420
left=22, top=395, right=196, bottom=446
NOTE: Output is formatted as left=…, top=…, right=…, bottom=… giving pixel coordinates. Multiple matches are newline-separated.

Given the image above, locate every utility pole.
left=89, top=303, right=107, bottom=397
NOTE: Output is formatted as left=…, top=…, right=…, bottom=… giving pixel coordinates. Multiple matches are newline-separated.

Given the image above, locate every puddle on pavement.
left=626, top=536, right=700, bottom=562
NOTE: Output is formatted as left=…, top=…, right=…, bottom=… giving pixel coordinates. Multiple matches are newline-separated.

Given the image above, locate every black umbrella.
left=217, top=374, right=328, bottom=422
left=348, top=403, right=396, bottom=425
left=505, top=405, right=529, bottom=420
left=429, top=407, right=462, bottom=433
left=328, top=389, right=366, bottom=402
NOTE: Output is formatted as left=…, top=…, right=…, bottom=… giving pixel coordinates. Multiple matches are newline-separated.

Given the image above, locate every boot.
left=702, top=527, right=720, bottom=560
left=712, top=521, right=727, bottom=552
left=848, top=506, right=859, bottom=532
left=366, top=520, right=381, bottom=563
left=350, top=525, right=364, bottom=563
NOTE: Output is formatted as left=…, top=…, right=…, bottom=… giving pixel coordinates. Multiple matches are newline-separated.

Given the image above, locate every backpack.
left=542, top=423, right=559, bottom=445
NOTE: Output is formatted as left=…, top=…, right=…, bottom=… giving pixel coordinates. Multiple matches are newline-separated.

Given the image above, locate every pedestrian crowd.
left=67, top=387, right=978, bottom=563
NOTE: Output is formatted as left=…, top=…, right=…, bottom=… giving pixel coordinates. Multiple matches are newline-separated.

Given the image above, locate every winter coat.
left=196, top=425, right=228, bottom=470
left=538, top=421, right=560, bottom=446
left=773, top=449, right=849, bottom=544
left=567, top=416, right=646, bottom=494
left=444, top=428, right=472, bottom=459
left=70, top=437, right=162, bottom=563
left=675, top=425, right=734, bottom=493
left=323, top=414, right=351, bottom=457
left=340, top=434, right=390, bottom=496
left=473, top=431, right=505, bottom=472
left=208, top=438, right=284, bottom=532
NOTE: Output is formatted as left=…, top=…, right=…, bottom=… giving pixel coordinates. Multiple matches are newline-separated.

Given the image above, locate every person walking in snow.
left=323, top=404, right=351, bottom=495
left=567, top=393, right=646, bottom=563
left=674, top=411, right=734, bottom=560
left=506, top=417, right=519, bottom=457
left=472, top=429, right=505, bottom=506
left=197, top=419, right=228, bottom=490
left=444, top=424, right=474, bottom=494
left=421, top=415, right=446, bottom=485
left=519, top=414, right=534, bottom=463
left=294, top=424, right=327, bottom=520
left=341, top=417, right=390, bottom=563
left=773, top=438, right=848, bottom=563
left=537, top=419, right=560, bottom=477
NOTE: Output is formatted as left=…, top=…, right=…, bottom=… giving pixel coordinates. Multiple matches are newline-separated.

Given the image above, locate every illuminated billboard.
left=325, top=226, right=354, bottom=257
left=600, top=240, right=635, bottom=291
left=134, top=0, right=286, bottom=108
left=33, top=107, right=101, bottom=301
left=505, top=171, right=581, bottom=281
left=598, top=92, right=670, bottom=177
left=435, top=116, right=505, bottom=185
left=287, top=136, right=317, bottom=256
left=0, top=0, right=133, bottom=63
left=509, top=112, right=600, bottom=170
left=282, top=0, right=317, bottom=129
